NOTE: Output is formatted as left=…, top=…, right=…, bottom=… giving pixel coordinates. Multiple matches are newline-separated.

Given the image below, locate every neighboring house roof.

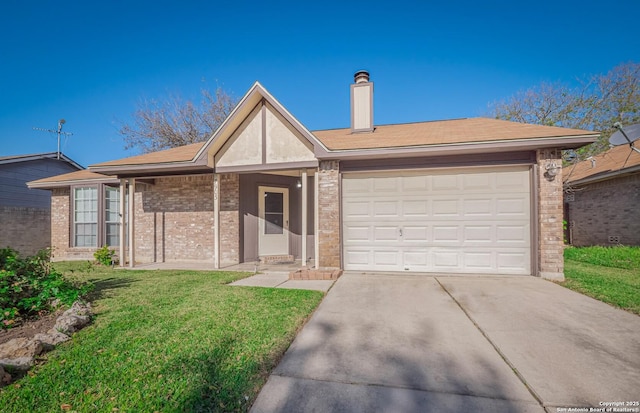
left=563, top=144, right=640, bottom=186
left=0, top=152, right=84, bottom=170
left=28, top=169, right=118, bottom=189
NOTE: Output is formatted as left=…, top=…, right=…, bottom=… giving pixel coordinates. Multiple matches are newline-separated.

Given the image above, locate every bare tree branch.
left=489, top=62, right=640, bottom=158
left=118, top=86, right=238, bottom=154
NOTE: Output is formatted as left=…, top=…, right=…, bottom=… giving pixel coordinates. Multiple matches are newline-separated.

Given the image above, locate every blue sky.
left=1, top=0, right=638, bottom=166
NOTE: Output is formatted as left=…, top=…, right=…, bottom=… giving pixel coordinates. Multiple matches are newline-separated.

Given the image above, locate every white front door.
left=258, top=186, right=289, bottom=256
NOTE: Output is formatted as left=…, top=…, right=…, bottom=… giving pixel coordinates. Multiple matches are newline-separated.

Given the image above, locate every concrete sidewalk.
left=230, top=272, right=335, bottom=292
left=250, top=274, right=640, bottom=413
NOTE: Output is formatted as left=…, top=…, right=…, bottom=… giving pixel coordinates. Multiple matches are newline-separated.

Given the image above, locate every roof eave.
left=317, top=134, right=598, bottom=161
left=89, top=161, right=211, bottom=177
left=27, top=177, right=119, bottom=189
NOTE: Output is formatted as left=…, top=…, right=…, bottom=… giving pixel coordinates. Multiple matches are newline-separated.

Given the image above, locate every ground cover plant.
left=563, top=246, right=640, bottom=314
left=0, top=248, right=92, bottom=328
left=0, top=262, right=323, bottom=412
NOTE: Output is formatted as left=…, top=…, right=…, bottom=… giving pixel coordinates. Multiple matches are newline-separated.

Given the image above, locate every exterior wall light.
left=545, top=161, right=559, bottom=180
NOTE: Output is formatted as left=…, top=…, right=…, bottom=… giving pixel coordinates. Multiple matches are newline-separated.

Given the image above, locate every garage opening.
left=342, top=166, right=531, bottom=275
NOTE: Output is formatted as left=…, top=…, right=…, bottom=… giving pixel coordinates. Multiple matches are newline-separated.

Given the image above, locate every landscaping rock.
left=0, top=338, right=44, bottom=360
left=64, top=301, right=92, bottom=317
left=54, top=302, right=92, bottom=335
left=0, top=356, right=34, bottom=372
left=54, top=314, right=90, bottom=335
left=0, top=364, right=11, bottom=387
left=0, top=301, right=92, bottom=385
left=34, top=330, right=70, bottom=350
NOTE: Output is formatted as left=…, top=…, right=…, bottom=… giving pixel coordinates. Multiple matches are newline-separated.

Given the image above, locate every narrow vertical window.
left=74, top=187, right=98, bottom=247
left=105, top=186, right=120, bottom=247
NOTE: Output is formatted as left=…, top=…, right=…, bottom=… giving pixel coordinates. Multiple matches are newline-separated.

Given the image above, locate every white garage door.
left=342, top=166, right=531, bottom=275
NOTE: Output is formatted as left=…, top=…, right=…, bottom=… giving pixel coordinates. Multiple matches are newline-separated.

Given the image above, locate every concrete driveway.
left=251, top=273, right=640, bottom=413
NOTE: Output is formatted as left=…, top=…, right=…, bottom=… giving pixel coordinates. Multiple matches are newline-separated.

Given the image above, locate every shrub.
left=0, top=248, right=93, bottom=329
left=93, top=245, right=116, bottom=266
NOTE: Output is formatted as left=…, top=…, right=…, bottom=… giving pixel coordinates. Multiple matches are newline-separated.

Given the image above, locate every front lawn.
left=0, top=262, right=324, bottom=412
left=563, top=246, right=640, bottom=315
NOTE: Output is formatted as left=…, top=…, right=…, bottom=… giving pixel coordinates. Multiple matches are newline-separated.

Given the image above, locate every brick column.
left=219, top=173, right=240, bottom=267
left=51, top=187, right=70, bottom=261
left=317, top=160, right=341, bottom=268
left=536, top=149, right=564, bottom=280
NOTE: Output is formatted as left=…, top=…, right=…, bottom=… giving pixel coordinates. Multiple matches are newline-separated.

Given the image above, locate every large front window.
left=72, top=185, right=123, bottom=248
left=74, top=187, right=98, bottom=247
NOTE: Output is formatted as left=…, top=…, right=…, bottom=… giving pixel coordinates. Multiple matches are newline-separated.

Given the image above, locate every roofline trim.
left=89, top=161, right=211, bottom=175
left=27, top=177, right=119, bottom=189
left=0, top=152, right=84, bottom=170
left=317, top=134, right=599, bottom=160
left=193, top=82, right=330, bottom=163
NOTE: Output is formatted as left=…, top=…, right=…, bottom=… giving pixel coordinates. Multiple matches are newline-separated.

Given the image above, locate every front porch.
left=131, top=259, right=312, bottom=273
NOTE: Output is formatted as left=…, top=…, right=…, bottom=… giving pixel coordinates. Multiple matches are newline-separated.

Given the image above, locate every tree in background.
left=119, top=87, right=237, bottom=154
left=490, top=62, right=640, bottom=157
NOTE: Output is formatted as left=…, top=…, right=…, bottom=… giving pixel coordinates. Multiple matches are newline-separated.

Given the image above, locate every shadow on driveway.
left=251, top=274, right=546, bottom=412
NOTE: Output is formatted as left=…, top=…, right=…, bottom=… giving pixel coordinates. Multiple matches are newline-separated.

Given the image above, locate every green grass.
left=563, top=246, right=640, bottom=315
left=0, top=262, right=324, bottom=412
left=564, top=245, right=640, bottom=270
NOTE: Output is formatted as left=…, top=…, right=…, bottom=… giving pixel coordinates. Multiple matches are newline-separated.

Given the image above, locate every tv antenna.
left=610, top=122, right=640, bottom=154
left=33, top=119, right=73, bottom=159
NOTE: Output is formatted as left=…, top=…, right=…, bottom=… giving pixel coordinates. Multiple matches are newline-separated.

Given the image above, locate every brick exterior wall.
left=135, top=175, right=215, bottom=263
left=218, top=173, right=240, bottom=267
left=537, top=149, right=564, bottom=280
left=49, top=187, right=95, bottom=261
left=0, top=206, right=51, bottom=256
left=567, top=173, right=640, bottom=246
left=317, top=160, right=341, bottom=268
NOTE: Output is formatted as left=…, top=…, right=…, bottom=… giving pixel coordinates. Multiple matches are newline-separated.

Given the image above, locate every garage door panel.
left=402, top=200, right=429, bottom=216
left=496, top=251, right=530, bottom=273
left=402, top=175, right=429, bottom=191
left=373, top=201, right=399, bottom=217
left=464, top=225, right=494, bottom=242
left=343, top=177, right=373, bottom=194
left=344, top=250, right=370, bottom=267
left=496, top=170, right=529, bottom=190
left=342, top=167, right=531, bottom=275
left=374, top=226, right=399, bottom=241
left=463, top=198, right=493, bottom=216
left=496, top=225, right=528, bottom=244
left=433, top=199, right=459, bottom=216
left=462, top=173, right=492, bottom=190
left=374, top=250, right=400, bottom=266
left=343, top=200, right=370, bottom=218
left=344, top=225, right=370, bottom=241
left=402, top=226, right=429, bottom=242
left=463, top=252, right=494, bottom=270
left=403, top=250, right=428, bottom=269
left=496, top=198, right=529, bottom=216
left=433, top=225, right=461, bottom=243
left=433, top=250, right=461, bottom=269
left=432, top=174, right=460, bottom=191
left=373, top=177, right=399, bottom=192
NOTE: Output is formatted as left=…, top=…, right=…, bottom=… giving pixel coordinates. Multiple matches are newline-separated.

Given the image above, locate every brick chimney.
left=351, top=70, right=373, bottom=133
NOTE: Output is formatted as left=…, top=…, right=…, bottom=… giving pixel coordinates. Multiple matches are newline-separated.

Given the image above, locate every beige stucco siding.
left=215, top=105, right=262, bottom=167
left=265, top=105, right=315, bottom=163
